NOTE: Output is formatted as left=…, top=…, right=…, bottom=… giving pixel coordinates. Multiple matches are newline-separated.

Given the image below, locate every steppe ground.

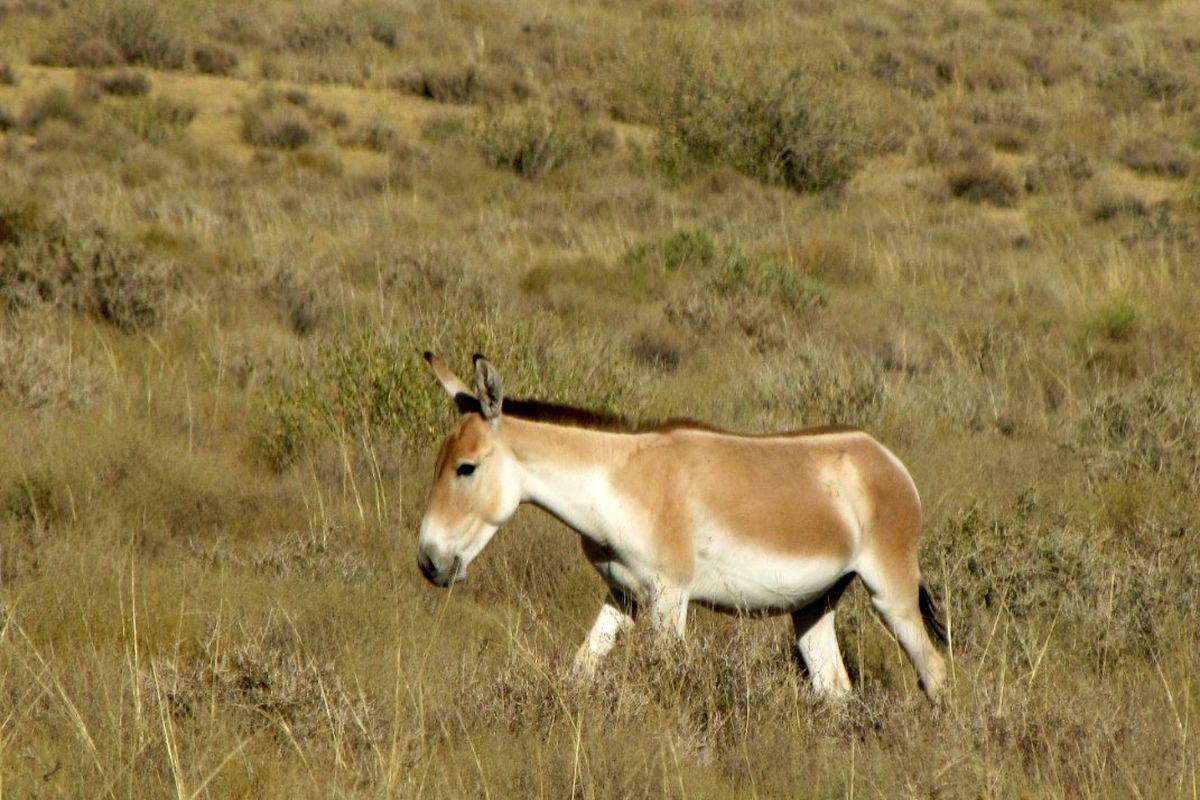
left=0, top=0, right=1198, bottom=797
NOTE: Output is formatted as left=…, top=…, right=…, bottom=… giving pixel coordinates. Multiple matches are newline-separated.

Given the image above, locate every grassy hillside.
left=0, top=0, right=1198, bottom=796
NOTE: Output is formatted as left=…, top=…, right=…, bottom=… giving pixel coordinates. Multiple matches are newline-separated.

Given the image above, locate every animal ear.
left=423, top=352, right=478, bottom=414
left=473, top=354, right=503, bottom=423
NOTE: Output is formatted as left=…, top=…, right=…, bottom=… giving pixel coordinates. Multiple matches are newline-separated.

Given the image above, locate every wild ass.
left=416, top=353, right=947, bottom=702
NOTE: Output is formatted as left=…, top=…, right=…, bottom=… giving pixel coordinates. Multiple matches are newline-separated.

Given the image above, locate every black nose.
left=417, top=549, right=438, bottom=583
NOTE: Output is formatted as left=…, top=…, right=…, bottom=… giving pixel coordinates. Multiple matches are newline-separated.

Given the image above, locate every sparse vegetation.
left=1, top=1, right=1199, bottom=797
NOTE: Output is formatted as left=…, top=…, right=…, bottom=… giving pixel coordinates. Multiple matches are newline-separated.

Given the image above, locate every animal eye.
left=456, top=462, right=477, bottom=477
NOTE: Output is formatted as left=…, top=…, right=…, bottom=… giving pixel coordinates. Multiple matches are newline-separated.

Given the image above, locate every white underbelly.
left=689, top=539, right=849, bottom=613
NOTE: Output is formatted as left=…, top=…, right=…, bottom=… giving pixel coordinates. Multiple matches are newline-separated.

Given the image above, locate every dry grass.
left=1, top=0, right=1199, bottom=796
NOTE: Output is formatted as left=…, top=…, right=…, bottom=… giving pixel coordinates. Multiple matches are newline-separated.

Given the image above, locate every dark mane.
left=454, top=394, right=858, bottom=437
left=502, top=398, right=719, bottom=434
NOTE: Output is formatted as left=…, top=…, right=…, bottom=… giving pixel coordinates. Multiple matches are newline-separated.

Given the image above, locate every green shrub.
left=258, top=316, right=649, bottom=471
left=623, top=229, right=718, bottom=274
left=1086, top=299, right=1139, bottom=343
left=710, top=253, right=828, bottom=313
left=624, top=230, right=828, bottom=312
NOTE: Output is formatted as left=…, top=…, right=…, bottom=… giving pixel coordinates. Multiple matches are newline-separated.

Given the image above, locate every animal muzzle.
left=417, top=547, right=464, bottom=587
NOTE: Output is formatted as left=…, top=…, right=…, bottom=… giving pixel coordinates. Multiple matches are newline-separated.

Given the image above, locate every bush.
left=21, top=87, right=85, bottom=130
left=0, top=219, right=179, bottom=333
left=622, top=42, right=861, bottom=193
left=105, top=96, right=195, bottom=145
left=96, top=70, right=151, bottom=97
left=1118, top=135, right=1193, bottom=178
left=474, top=105, right=592, bottom=179
left=710, top=252, right=828, bottom=313
left=192, top=44, right=239, bottom=76
left=42, top=0, right=187, bottom=69
left=390, top=64, right=527, bottom=105
left=242, top=100, right=314, bottom=150
left=0, top=321, right=107, bottom=410
left=258, top=316, right=648, bottom=471
left=1076, top=367, right=1200, bottom=490
left=948, top=160, right=1020, bottom=207
left=623, top=229, right=718, bottom=274
left=277, top=8, right=356, bottom=53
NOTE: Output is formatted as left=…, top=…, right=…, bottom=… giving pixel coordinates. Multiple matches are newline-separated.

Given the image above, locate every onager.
left=416, top=353, right=947, bottom=702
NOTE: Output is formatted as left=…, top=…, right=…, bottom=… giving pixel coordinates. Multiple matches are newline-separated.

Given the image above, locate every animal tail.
left=918, top=582, right=948, bottom=647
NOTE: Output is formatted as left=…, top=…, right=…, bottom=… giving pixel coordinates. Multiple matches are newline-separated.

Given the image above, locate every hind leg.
left=858, top=559, right=946, bottom=703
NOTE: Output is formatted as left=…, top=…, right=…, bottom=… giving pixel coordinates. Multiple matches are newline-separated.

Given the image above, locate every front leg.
left=572, top=590, right=636, bottom=678
left=646, top=584, right=689, bottom=642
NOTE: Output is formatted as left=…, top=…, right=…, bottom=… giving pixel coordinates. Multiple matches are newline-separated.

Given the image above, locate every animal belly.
left=690, top=546, right=847, bottom=613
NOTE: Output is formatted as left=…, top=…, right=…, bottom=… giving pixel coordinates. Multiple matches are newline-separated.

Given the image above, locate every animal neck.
left=500, top=416, right=639, bottom=543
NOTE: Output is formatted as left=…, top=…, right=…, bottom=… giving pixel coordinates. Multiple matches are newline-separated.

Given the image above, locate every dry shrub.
left=913, top=118, right=984, bottom=165
left=751, top=341, right=886, bottom=427
left=1095, top=60, right=1194, bottom=114
left=390, top=64, right=527, bottom=105
left=869, top=43, right=954, bottom=98
left=967, top=92, right=1047, bottom=152
left=251, top=530, right=375, bottom=583
left=39, top=0, right=186, bottom=69
left=628, top=327, right=683, bottom=371
left=623, top=230, right=827, bottom=352
left=1118, top=135, right=1193, bottom=178
left=147, top=615, right=383, bottom=755
left=105, top=96, right=196, bottom=145
left=947, top=159, right=1020, bottom=207
left=794, top=235, right=871, bottom=284
left=1078, top=174, right=1150, bottom=221
left=0, top=105, right=15, bottom=132
left=934, top=497, right=1196, bottom=664
left=618, top=40, right=862, bottom=192
left=0, top=218, right=179, bottom=332
left=473, top=105, right=597, bottom=179
left=341, top=120, right=398, bottom=152
left=277, top=6, right=357, bottom=53
left=95, top=70, right=151, bottom=97
left=259, top=266, right=330, bottom=336
left=192, top=44, right=239, bottom=76
left=21, top=87, right=86, bottom=130
left=1076, top=366, right=1200, bottom=490
left=1024, top=146, right=1094, bottom=193
left=242, top=98, right=314, bottom=151
left=0, top=320, right=107, bottom=410
left=0, top=61, right=16, bottom=86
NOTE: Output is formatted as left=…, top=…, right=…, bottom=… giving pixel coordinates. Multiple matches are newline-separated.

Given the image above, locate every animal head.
left=416, top=353, right=522, bottom=586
